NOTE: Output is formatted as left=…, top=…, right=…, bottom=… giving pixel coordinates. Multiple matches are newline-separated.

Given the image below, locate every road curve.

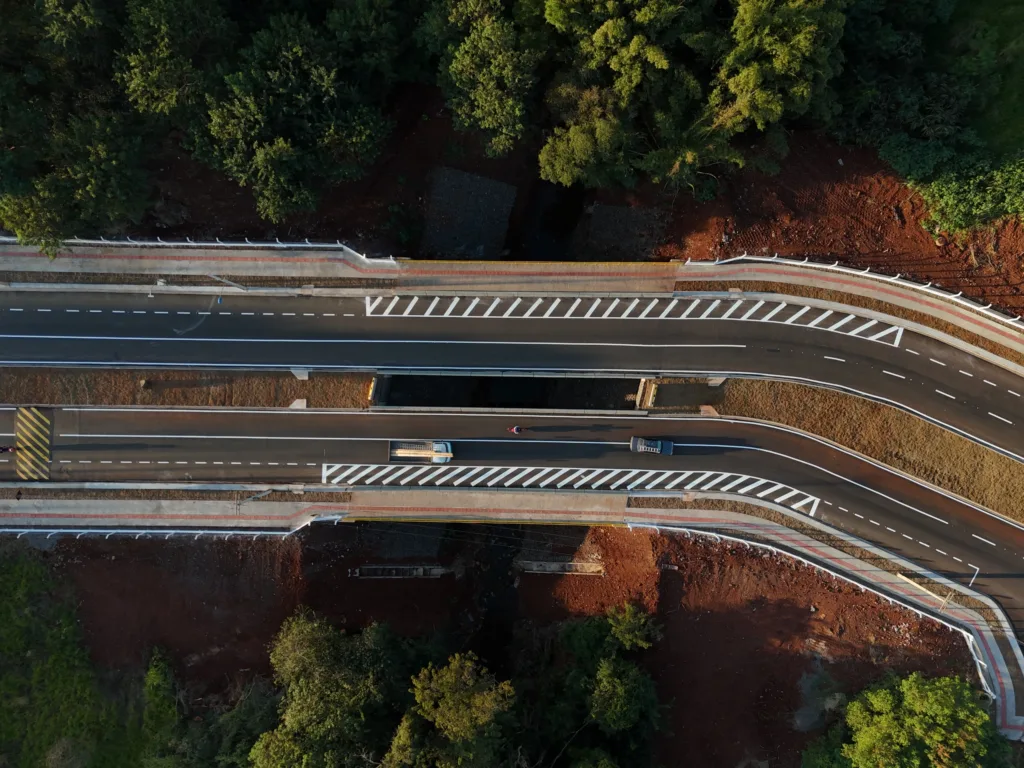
left=4, top=407, right=1024, bottom=635
left=0, top=290, right=1022, bottom=460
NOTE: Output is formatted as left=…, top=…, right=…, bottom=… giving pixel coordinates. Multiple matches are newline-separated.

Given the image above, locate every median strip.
left=715, top=378, right=1024, bottom=526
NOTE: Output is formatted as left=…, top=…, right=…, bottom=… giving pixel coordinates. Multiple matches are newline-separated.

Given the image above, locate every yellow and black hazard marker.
left=15, top=407, right=53, bottom=480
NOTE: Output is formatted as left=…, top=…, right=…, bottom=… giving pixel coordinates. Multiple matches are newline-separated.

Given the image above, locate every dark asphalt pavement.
left=3, top=407, right=1020, bottom=633
left=2, top=290, right=1024, bottom=632
left=0, top=290, right=1022, bottom=460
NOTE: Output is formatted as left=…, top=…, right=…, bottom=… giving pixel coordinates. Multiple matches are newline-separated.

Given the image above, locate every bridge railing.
left=708, top=252, right=1024, bottom=331
left=2, top=233, right=1020, bottom=330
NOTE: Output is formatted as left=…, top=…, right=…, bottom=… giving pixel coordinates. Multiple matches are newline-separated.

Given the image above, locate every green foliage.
left=0, top=112, right=149, bottom=254
left=250, top=612, right=418, bottom=768
left=953, top=1, right=1024, bottom=155
left=606, top=602, right=662, bottom=651
left=443, top=11, right=539, bottom=156
left=0, top=542, right=201, bottom=768
left=3, top=0, right=1018, bottom=243
left=507, top=602, right=663, bottom=767
left=142, top=651, right=181, bottom=756
left=412, top=652, right=515, bottom=742
left=801, top=672, right=1010, bottom=768
left=821, top=0, right=1024, bottom=231
left=327, top=0, right=408, bottom=92
left=569, top=747, right=620, bottom=768
left=0, top=543, right=103, bottom=768
left=800, top=724, right=852, bottom=768
left=381, top=652, right=515, bottom=767
left=588, top=657, right=659, bottom=735
left=919, top=153, right=1024, bottom=233
left=558, top=613, right=615, bottom=673
left=538, top=85, right=637, bottom=188
left=117, top=0, right=236, bottom=119
left=711, top=0, right=847, bottom=133
left=537, top=0, right=729, bottom=189
left=200, top=12, right=391, bottom=223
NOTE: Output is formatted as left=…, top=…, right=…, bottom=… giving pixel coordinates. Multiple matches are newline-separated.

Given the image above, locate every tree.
left=200, top=12, right=391, bottom=223
left=607, top=603, right=662, bottom=651
left=142, top=651, right=181, bottom=755
left=249, top=613, right=415, bottom=768
left=443, top=15, right=538, bottom=156
left=588, top=657, right=659, bottom=735
left=327, top=0, right=405, bottom=94
left=538, top=85, right=636, bottom=188
left=411, top=652, right=515, bottom=743
left=710, top=0, right=847, bottom=134
left=382, top=653, right=515, bottom=768
left=537, top=0, right=734, bottom=189
left=801, top=673, right=1010, bottom=768
left=117, top=0, right=236, bottom=120
left=0, top=111, right=149, bottom=253
left=569, top=748, right=620, bottom=768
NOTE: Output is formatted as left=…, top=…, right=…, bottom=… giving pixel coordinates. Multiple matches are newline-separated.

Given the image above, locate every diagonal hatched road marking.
left=15, top=407, right=53, bottom=480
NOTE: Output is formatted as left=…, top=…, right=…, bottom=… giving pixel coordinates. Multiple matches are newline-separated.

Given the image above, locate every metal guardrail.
left=645, top=522, right=999, bottom=705
left=1, top=233, right=1020, bottom=331
left=709, top=253, right=1024, bottom=329
left=0, top=233, right=396, bottom=262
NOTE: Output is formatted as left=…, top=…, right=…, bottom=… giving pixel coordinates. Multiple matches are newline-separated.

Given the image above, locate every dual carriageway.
left=2, top=285, right=1024, bottom=633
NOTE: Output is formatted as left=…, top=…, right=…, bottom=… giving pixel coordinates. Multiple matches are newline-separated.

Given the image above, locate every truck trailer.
left=388, top=440, right=453, bottom=464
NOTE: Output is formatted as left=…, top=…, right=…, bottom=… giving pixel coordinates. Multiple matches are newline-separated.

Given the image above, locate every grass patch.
left=0, top=368, right=372, bottom=409
left=717, top=380, right=1024, bottom=526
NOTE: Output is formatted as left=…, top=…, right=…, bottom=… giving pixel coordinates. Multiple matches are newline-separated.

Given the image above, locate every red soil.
left=148, top=113, right=1024, bottom=312
left=517, top=527, right=973, bottom=768
left=53, top=525, right=974, bottom=765
left=653, top=131, right=1024, bottom=312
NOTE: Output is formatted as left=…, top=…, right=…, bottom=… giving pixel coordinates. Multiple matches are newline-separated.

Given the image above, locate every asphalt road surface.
left=3, top=408, right=1024, bottom=633
left=0, top=290, right=1022, bottom=460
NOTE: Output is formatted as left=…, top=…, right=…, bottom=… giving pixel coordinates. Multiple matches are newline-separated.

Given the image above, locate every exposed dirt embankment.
left=656, top=131, right=1024, bottom=313
left=50, top=523, right=973, bottom=768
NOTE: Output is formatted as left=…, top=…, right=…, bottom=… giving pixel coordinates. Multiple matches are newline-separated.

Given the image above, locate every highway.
left=3, top=407, right=1024, bottom=632
left=0, top=290, right=1022, bottom=461
left=2, top=287, right=1024, bottom=632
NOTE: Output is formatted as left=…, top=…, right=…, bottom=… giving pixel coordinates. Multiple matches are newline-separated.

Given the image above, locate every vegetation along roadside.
left=0, top=538, right=1006, bottom=767
left=1, top=0, right=1020, bottom=252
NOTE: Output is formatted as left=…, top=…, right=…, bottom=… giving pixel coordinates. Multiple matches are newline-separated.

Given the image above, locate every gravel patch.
left=420, top=167, right=517, bottom=259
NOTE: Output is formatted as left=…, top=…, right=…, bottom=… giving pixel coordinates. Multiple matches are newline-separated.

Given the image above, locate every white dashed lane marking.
left=989, top=412, right=1013, bottom=425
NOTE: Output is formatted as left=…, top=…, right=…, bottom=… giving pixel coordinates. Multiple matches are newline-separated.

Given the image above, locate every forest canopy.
left=0, top=0, right=1020, bottom=249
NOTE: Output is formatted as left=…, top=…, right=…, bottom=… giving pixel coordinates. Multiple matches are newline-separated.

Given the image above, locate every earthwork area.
left=50, top=523, right=971, bottom=768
